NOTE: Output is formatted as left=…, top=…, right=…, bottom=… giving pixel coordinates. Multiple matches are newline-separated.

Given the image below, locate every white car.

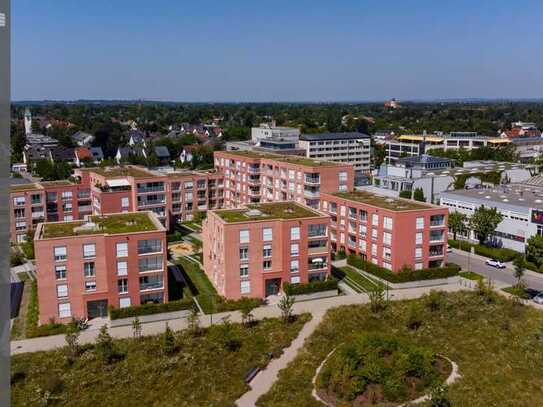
left=533, top=292, right=543, bottom=305
left=485, top=259, right=506, bottom=269
left=446, top=245, right=452, bottom=253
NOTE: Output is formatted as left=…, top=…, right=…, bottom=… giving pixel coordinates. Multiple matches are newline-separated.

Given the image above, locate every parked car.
left=533, top=292, right=543, bottom=305
left=485, top=259, right=506, bottom=269
left=446, top=245, right=452, bottom=253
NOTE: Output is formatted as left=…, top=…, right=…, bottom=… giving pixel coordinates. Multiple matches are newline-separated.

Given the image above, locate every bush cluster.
left=109, top=299, right=193, bottom=320
left=347, top=254, right=460, bottom=283
left=214, top=297, right=263, bottom=313
left=448, top=239, right=517, bottom=262
left=283, top=278, right=338, bottom=296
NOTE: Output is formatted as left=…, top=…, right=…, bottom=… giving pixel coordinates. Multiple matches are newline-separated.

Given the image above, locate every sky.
left=11, top=0, right=543, bottom=102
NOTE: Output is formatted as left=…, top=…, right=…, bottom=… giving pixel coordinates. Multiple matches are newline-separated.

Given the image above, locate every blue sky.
left=11, top=0, right=543, bottom=101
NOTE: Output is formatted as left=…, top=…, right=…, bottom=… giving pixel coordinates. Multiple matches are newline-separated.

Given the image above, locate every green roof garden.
left=41, top=212, right=160, bottom=239
left=88, top=166, right=156, bottom=178
left=332, top=191, right=433, bottom=211
left=9, top=183, right=43, bottom=192
left=216, top=202, right=323, bottom=223
left=223, top=150, right=342, bottom=167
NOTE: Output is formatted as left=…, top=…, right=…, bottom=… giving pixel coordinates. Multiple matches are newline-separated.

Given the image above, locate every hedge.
left=214, top=297, right=264, bottom=313
left=283, top=278, right=338, bottom=296
left=25, top=280, right=69, bottom=338
left=448, top=239, right=518, bottom=262
left=109, top=299, right=194, bottom=320
left=346, top=254, right=460, bottom=283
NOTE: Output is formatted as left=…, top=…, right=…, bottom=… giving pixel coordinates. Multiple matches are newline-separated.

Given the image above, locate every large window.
left=118, top=278, right=128, bottom=293
left=383, top=232, right=392, bottom=245
left=138, top=256, right=163, bottom=272
left=119, top=297, right=131, bottom=308
left=290, top=260, right=299, bottom=273
left=55, top=265, right=66, bottom=280
left=85, top=281, right=96, bottom=291
left=137, top=239, right=162, bottom=254
left=83, top=243, right=96, bottom=259
left=84, top=262, right=95, bottom=278
left=116, top=242, right=128, bottom=257
left=263, top=260, right=272, bottom=270
left=239, top=247, right=249, bottom=261
left=58, top=303, right=71, bottom=318
left=290, top=227, right=300, bottom=240
left=308, top=224, right=326, bottom=237
left=54, top=246, right=67, bottom=262
left=240, top=265, right=249, bottom=277
left=239, top=229, right=250, bottom=244
left=263, top=227, right=273, bottom=242
left=383, top=217, right=393, bottom=230
left=416, top=217, right=425, bottom=229
left=291, top=243, right=299, bottom=256
left=139, top=275, right=163, bottom=290
left=117, top=261, right=128, bottom=276
left=416, top=232, right=423, bottom=245
left=57, top=284, right=68, bottom=298
left=240, top=281, right=250, bottom=294
left=263, top=244, right=272, bottom=258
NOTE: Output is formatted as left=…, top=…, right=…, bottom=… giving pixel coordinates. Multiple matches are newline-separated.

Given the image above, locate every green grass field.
left=256, top=291, right=543, bottom=406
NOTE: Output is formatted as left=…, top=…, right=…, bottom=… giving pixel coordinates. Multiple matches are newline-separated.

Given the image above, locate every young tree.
left=187, top=305, right=201, bottom=336
left=469, top=205, right=503, bottom=245
left=162, top=323, right=176, bottom=355
left=278, top=293, right=295, bottom=323
left=526, top=235, right=543, bottom=267
left=413, top=187, right=426, bottom=202
left=447, top=211, right=468, bottom=240
left=368, top=285, right=386, bottom=314
left=132, top=317, right=142, bottom=339
left=239, top=298, right=256, bottom=327
left=64, top=322, right=80, bottom=362
left=95, top=325, right=118, bottom=363
left=513, top=256, right=526, bottom=287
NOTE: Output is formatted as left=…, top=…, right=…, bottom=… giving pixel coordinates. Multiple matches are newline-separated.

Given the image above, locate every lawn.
left=459, top=271, right=484, bottom=281
left=11, top=315, right=310, bottom=407
left=333, top=266, right=383, bottom=293
left=256, top=291, right=543, bottom=406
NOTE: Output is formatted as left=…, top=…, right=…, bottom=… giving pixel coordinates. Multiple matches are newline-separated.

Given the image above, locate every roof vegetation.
left=216, top=202, right=323, bottom=223
left=332, top=191, right=432, bottom=211
left=221, top=150, right=342, bottom=167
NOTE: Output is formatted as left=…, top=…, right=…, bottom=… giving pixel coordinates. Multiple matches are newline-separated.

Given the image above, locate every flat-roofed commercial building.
left=320, top=191, right=449, bottom=272
left=440, top=182, right=543, bottom=252
left=34, top=212, right=167, bottom=324
left=203, top=202, right=330, bottom=299
left=298, top=132, right=371, bottom=172
left=214, top=150, right=354, bottom=209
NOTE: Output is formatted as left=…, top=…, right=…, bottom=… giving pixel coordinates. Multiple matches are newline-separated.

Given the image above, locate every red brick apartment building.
left=203, top=202, right=331, bottom=299
left=320, top=191, right=448, bottom=272
left=34, top=212, right=167, bottom=324
left=213, top=150, right=354, bottom=209
left=9, top=166, right=224, bottom=243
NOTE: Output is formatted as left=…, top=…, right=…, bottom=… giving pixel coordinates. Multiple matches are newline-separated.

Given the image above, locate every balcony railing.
left=304, top=176, right=320, bottom=185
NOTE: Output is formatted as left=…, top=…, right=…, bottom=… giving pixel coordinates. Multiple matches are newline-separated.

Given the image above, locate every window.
left=372, top=229, right=378, bottom=240
left=239, top=247, right=249, bottom=261
left=415, top=247, right=422, bottom=258
left=291, top=276, right=301, bottom=284
left=263, top=244, right=272, bottom=258
left=416, top=232, right=423, bottom=245
left=290, top=227, right=300, bottom=240
left=263, top=260, right=272, bottom=270
left=61, top=191, right=72, bottom=200
left=290, top=260, right=299, bottom=273
left=383, top=247, right=392, bottom=260
left=117, top=261, right=128, bottom=276
left=240, top=265, right=249, bottom=277
left=308, top=224, right=326, bottom=237
left=63, top=215, right=73, bottom=221
left=338, top=171, right=348, bottom=182
left=118, top=278, right=128, bottom=293
left=137, top=239, right=162, bottom=254
left=116, top=242, right=128, bottom=257
left=359, top=239, right=367, bottom=251
left=140, top=275, right=163, bottom=290
left=372, top=214, right=379, bottom=226
left=383, top=232, right=392, bottom=245
left=13, top=196, right=25, bottom=206
left=55, top=265, right=66, bottom=280
left=359, top=224, right=367, bottom=236
left=85, top=281, right=96, bottom=291
left=384, top=217, right=393, bottom=230
left=54, top=246, right=67, bottom=262
left=58, top=303, right=71, bottom=318
left=57, top=284, right=68, bottom=298
left=239, top=229, right=250, bottom=244
left=84, top=262, right=95, bottom=277
left=240, top=281, right=251, bottom=294
left=119, top=297, right=131, bottom=308
left=263, top=227, right=273, bottom=241
left=290, top=243, right=299, bottom=256
left=415, top=263, right=423, bottom=270
left=138, top=256, right=163, bottom=272
left=83, top=243, right=96, bottom=258
left=382, top=262, right=392, bottom=270
left=416, top=217, right=425, bottom=229
left=121, top=197, right=129, bottom=208
left=371, top=244, right=377, bottom=256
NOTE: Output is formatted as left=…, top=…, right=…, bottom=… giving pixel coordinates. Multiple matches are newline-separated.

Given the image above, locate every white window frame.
left=57, top=284, right=68, bottom=298
left=239, top=229, right=250, bottom=244
left=240, top=280, right=250, bottom=294
left=290, top=226, right=300, bottom=240
left=58, top=302, right=71, bottom=318
left=83, top=243, right=96, bottom=259
left=117, top=261, right=128, bottom=276
left=116, top=242, right=128, bottom=258
left=262, top=227, right=273, bottom=242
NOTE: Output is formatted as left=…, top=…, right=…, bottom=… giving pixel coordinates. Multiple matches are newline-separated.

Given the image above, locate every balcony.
left=137, top=185, right=165, bottom=193
left=247, top=166, right=260, bottom=174
left=429, top=246, right=444, bottom=257
left=31, top=211, right=45, bottom=219
left=304, top=188, right=320, bottom=198
left=304, top=174, right=320, bottom=185
left=430, top=215, right=445, bottom=227
left=79, top=205, right=92, bottom=212
left=308, top=258, right=328, bottom=270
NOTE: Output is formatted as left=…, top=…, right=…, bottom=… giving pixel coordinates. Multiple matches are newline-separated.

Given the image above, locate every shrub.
left=109, top=299, right=193, bottom=320
left=283, top=278, right=338, bottom=296
left=424, top=290, right=446, bottom=312
left=278, top=294, right=295, bottom=323
left=162, top=323, right=177, bottom=355
left=95, top=325, right=122, bottom=363
left=215, top=297, right=263, bottom=313
left=347, top=254, right=460, bottom=283
left=10, top=250, right=24, bottom=267
left=448, top=239, right=518, bottom=262
left=406, top=302, right=424, bottom=330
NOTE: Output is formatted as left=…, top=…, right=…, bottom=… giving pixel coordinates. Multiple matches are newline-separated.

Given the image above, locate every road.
left=448, top=249, right=543, bottom=292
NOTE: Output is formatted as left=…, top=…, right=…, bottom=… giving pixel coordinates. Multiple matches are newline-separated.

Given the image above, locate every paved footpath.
left=11, top=284, right=466, bottom=355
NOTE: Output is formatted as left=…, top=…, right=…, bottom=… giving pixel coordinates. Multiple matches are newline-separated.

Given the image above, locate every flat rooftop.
left=331, top=191, right=434, bottom=211
left=87, top=166, right=156, bottom=178
left=220, top=150, right=342, bottom=167
left=9, top=183, right=43, bottom=192
left=215, top=202, right=324, bottom=223
left=441, top=184, right=543, bottom=210
left=40, top=212, right=161, bottom=239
